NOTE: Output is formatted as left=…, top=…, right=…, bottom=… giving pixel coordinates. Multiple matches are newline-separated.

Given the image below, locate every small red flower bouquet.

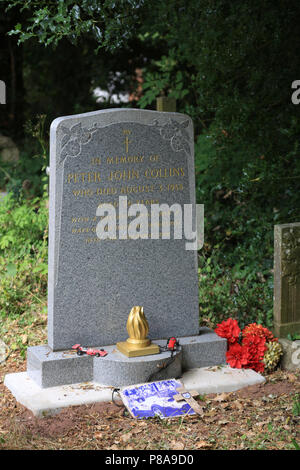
left=215, top=318, right=240, bottom=344
left=214, top=319, right=279, bottom=373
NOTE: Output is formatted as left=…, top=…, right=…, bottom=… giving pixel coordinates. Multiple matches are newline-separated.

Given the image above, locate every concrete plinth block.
left=182, top=365, right=265, bottom=394
left=93, top=345, right=182, bottom=387
left=180, top=327, right=227, bottom=370
left=27, top=345, right=93, bottom=388
left=25, top=328, right=225, bottom=389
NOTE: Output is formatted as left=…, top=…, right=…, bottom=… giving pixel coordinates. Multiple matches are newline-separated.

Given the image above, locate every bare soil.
left=0, top=355, right=299, bottom=450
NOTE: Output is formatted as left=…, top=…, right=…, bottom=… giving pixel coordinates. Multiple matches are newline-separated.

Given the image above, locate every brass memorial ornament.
left=117, top=306, right=160, bottom=357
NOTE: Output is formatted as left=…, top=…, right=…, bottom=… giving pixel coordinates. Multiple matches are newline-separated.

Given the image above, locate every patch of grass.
left=292, top=439, right=300, bottom=450
left=292, top=394, right=300, bottom=417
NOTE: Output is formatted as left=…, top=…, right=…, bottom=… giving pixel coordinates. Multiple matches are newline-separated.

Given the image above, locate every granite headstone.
left=48, top=108, right=199, bottom=351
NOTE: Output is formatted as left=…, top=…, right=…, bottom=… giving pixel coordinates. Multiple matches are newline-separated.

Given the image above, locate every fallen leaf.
left=218, top=420, right=229, bottom=425
left=253, top=400, right=261, bottom=407
left=170, top=441, right=185, bottom=450
left=212, top=393, right=229, bottom=402
left=96, top=425, right=109, bottom=431
left=137, top=421, right=147, bottom=427
left=195, top=440, right=212, bottom=449
left=21, top=334, right=28, bottom=345
left=220, top=403, right=230, bottom=409
left=132, top=428, right=143, bottom=434
left=255, top=420, right=269, bottom=427
left=206, top=409, right=217, bottom=416
left=94, top=432, right=103, bottom=439
left=232, top=400, right=243, bottom=411
left=109, top=445, right=119, bottom=450
left=121, top=432, right=132, bottom=443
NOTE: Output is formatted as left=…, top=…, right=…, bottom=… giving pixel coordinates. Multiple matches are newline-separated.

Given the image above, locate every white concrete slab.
left=4, top=372, right=114, bottom=417
left=4, top=365, right=265, bottom=418
left=182, top=365, right=265, bottom=394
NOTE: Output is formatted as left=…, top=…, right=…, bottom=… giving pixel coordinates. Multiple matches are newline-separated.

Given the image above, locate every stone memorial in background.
left=274, top=222, right=300, bottom=337
left=6, top=108, right=227, bottom=391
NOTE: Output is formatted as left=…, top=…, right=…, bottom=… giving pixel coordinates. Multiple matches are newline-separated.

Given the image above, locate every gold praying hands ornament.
left=116, top=306, right=160, bottom=357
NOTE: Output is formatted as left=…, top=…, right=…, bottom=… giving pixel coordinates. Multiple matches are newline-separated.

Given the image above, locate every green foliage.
left=138, top=53, right=189, bottom=108
left=291, top=439, right=300, bottom=451
left=287, top=333, right=300, bottom=341
left=0, top=113, right=49, bottom=197
left=198, top=261, right=273, bottom=330
left=0, top=193, right=48, bottom=255
left=0, top=193, right=48, bottom=319
left=195, top=126, right=299, bottom=328
left=2, top=0, right=300, bottom=331
left=136, top=1, right=300, bottom=331
left=0, top=151, right=46, bottom=198
left=5, top=0, right=146, bottom=51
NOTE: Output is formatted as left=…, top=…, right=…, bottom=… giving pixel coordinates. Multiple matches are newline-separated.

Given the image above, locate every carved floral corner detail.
left=59, top=122, right=98, bottom=163
left=152, top=118, right=192, bottom=156
left=282, top=228, right=300, bottom=285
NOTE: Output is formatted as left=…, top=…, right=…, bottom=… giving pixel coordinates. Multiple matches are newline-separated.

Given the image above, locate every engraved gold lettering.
left=106, top=155, right=144, bottom=165
left=67, top=172, right=101, bottom=183
left=72, top=189, right=94, bottom=197
left=108, top=170, right=140, bottom=181
left=144, top=167, right=185, bottom=178
left=96, top=187, right=117, bottom=195
left=91, top=157, right=101, bottom=165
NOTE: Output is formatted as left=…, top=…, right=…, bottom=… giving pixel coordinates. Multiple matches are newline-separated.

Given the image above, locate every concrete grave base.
left=4, top=365, right=265, bottom=418
left=26, top=328, right=227, bottom=388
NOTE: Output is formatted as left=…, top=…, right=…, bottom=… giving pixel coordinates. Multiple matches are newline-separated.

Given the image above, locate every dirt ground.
left=0, top=355, right=299, bottom=450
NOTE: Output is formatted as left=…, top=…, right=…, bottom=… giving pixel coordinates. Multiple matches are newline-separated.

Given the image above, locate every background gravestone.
left=274, top=222, right=300, bottom=337
left=49, top=108, right=199, bottom=351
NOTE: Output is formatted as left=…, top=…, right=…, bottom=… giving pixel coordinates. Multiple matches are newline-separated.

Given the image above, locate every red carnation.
left=249, top=361, right=265, bottom=373
left=242, top=334, right=267, bottom=356
left=215, top=318, right=241, bottom=344
left=242, top=323, right=277, bottom=343
left=242, top=334, right=267, bottom=373
left=226, top=343, right=249, bottom=369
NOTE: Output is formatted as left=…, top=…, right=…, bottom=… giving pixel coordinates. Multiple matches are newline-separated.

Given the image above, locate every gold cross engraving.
left=124, top=136, right=131, bottom=153
left=123, top=129, right=132, bottom=153
left=173, top=387, right=204, bottom=416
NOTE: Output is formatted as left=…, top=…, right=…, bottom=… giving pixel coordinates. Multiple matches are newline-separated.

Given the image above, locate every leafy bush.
left=198, top=260, right=273, bottom=330
left=195, top=130, right=300, bottom=329
left=0, top=193, right=48, bottom=319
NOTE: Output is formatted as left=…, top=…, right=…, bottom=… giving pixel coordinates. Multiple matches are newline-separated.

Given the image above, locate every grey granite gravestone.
left=48, top=108, right=199, bottom=351
left=13, top=108, right=226, bottom=390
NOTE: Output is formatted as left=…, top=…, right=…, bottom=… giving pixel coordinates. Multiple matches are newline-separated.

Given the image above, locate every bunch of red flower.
left=242, top=323, right=276, bottom=343
left=214, top=319, right=278, bottom=373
